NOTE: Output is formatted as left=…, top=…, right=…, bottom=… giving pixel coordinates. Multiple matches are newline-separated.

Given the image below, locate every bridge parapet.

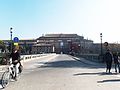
left=20, top=53, right=54, bottom=62
left=75, top=54, right=103, bottom=63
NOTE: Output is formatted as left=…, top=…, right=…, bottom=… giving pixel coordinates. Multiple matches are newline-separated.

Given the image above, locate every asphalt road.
left=2, top=54, right=120, bottom=90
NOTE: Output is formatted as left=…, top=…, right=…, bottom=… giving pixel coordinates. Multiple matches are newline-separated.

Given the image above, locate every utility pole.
left=100, top=33, right=103, bottom=55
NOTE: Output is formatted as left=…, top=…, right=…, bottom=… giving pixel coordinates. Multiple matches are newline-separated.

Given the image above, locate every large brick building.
left=32, top=34, right=93, bottom=54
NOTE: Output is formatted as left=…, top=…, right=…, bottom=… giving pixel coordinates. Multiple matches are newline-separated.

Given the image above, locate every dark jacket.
left=104, top=52, right=113, bottom=62
left=113, top=54, right=119, bottom=64
left=10, top=51, right=20, bottom=64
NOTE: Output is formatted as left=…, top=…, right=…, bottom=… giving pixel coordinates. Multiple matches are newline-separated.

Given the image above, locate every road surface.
left=2, top=54, right=120, bottom=90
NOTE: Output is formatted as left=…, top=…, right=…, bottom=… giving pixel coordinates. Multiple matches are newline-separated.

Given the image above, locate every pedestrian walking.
left=113, top=52, right=120, bottom=73
left=104, top=49, right=113, bottom=73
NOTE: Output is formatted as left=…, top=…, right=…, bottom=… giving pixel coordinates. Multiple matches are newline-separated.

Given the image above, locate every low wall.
left=0, top=53, right=53, bottom=65
left=20, top=54, right=50, bottom=61
left=75, top=54, right=103, bottom=63
left=0, top=53, right=55, bottom=72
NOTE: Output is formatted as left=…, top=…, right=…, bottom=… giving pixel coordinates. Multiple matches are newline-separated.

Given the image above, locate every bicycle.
left=1, top=59, right=18, bottom=88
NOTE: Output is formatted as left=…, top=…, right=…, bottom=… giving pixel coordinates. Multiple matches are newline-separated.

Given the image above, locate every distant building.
left=92, top=43, right=120, bottom=54
left=32, top=34, right=93, bottom=54
left=19, top=39, right=36, bottom=54
left=3, top=39, right=36, bottom=54
left=91, top=43, right=102, bottom=54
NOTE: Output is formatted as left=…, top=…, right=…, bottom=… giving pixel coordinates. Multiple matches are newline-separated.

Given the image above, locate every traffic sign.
left=13, top=37, right=19, bottom=42
left=14, top=43, right=18, bottom=46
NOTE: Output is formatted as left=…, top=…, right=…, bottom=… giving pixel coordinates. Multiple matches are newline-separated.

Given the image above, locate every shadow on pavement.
left=73, top=72, right=118, bottom=76
left=97, top=79, right=120, bottom=83
left=74, top=72, right=120, bottom=83
left=38, top=59, right=105, bottom=69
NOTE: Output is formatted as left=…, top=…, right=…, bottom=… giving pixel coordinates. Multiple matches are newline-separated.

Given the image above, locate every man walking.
left=104, top=49, right=113, bottom=73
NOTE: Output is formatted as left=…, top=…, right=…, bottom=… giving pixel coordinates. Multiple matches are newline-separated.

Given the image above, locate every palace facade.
left=32, top=34, right=93, bottom=54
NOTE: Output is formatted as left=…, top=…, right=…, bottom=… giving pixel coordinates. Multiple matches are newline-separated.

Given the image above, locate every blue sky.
left=0, top=0, right=120, bottom=43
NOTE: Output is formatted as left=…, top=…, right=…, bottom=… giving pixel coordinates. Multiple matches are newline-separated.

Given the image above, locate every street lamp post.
left=10, top=27, right=13, bottom=53
left=100, top=33, right=103, bottom=55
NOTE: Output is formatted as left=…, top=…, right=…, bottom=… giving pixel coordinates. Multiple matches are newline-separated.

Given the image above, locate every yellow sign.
left=14, top=43, right=18, bottom=46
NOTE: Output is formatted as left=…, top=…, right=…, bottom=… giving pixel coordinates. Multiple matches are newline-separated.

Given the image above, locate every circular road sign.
left=13, top=37, right=19, bottom=42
